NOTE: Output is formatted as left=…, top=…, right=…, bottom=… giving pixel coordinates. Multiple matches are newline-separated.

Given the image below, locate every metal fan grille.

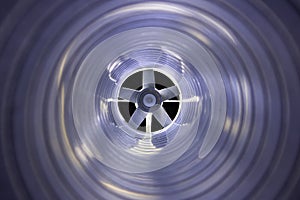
left=118, top=70, right=180, bottom=132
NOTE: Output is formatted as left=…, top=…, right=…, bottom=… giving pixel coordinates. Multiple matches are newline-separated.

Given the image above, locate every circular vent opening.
left=118, top=70, right=180, bottom=132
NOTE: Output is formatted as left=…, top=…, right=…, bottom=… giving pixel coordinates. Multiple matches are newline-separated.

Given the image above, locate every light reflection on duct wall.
left=0, top=0, right=299, bottom=200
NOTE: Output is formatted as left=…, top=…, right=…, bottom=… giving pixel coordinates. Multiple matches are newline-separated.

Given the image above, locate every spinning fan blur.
left=0, top=0, right=300, bottom=199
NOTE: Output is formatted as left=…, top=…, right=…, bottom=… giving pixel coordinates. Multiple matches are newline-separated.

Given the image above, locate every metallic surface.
left=0, top=0, right=300, bottom=199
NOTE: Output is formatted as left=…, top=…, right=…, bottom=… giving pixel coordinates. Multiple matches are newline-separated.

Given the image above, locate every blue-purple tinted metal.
left=0, top=0, right=300, bottom=199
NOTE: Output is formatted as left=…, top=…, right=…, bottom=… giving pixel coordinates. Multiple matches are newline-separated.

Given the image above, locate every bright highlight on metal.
left=0, top=0, right=299, bottom=200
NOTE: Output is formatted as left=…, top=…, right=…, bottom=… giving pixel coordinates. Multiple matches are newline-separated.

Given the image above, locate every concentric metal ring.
left=0, top=0, right=300, bottom=200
